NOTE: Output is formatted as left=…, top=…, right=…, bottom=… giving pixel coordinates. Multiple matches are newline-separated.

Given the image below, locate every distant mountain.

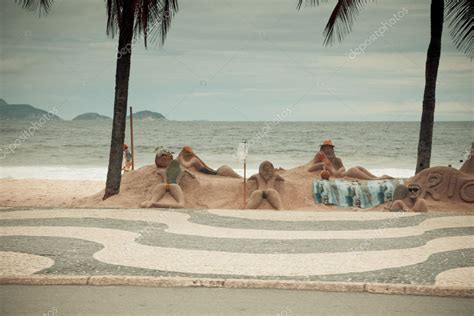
left=0, top=99, right=61, bottom=120
left=73, top=112, right=111, bottom=121
left=128, top=110, right=166, bottom=121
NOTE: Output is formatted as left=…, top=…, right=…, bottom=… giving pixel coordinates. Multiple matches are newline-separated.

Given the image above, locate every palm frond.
left=323, top=0, right=371, bottom=46
left=106, top=0, right=178, bottom=47
left=296, top=0, right=325, bottom=10
left=445, top=0, right=473, bottom=60
left=15, top=0, right=54, bottom=15
left=297, top=0, right=374, bottom=46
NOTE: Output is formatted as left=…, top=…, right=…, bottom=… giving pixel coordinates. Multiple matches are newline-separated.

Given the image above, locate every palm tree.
left=298, top=0, right=472, bottom=174
left=16, top=0, right=179, bottom=198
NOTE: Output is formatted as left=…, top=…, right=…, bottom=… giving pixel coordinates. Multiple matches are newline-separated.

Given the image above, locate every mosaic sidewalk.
left=0, top=208, right=473, bottom=296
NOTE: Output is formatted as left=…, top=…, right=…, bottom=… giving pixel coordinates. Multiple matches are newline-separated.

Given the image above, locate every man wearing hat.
left=309, top=139, right=392, bottom=180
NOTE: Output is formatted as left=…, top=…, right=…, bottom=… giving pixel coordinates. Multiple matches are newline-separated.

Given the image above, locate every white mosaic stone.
left=0, top=251, right=54, bottom=276
left=1, top=209, right=471, bottom=240
left=1, top=226, right=472, bottom=277
left=207, top=209, right=419, bottom=221
left=435, top=267, right=474, bottom=287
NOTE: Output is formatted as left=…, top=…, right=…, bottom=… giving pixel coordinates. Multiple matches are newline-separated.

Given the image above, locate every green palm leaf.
left=14, top=0, right=54, bottom=15
left=297, top=0, right=373, bottom=46
left=445, top=0, right=473, bottom=59
left=15, top=0, right=179, bottom=47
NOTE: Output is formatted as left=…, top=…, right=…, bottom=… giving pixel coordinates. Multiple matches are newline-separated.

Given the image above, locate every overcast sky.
left=0, top=0, right=472, bottom=121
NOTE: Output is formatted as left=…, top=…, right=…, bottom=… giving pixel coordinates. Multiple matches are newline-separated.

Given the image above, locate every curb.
left=1, top=275, right=472, bottom=298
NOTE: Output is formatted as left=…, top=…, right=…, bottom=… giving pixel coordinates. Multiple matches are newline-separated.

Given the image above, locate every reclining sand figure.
left=140, top=159, right=195, bottom=209
left=247, top=161, right=285, bottom=210
left=308, top=139, right=392, bottom=180
left=178, top=146, right=241, bottom=178
left=386, top=183, right=428, bottom=212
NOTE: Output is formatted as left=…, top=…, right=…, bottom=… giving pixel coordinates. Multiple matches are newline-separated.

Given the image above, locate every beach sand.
left=0, top=179, right=104, bottom=208
left=1, top=163, right=471, bottom=213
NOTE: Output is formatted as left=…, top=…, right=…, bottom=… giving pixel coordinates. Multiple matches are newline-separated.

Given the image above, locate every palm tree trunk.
left=416, top=0, right=444, bottom=174
left=103, top=4, right=135, bottom=199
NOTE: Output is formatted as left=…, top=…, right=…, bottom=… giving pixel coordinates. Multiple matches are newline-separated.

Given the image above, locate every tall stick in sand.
left=238, top=140, right=249, bottom=209
left=129, top=106, right=135, bottom=171
left=244, top=158, right=247, bottom=208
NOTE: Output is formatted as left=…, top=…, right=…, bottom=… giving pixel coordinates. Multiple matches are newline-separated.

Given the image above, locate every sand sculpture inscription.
left=424, top=171, right=474, bottom=203
left=247, top=161, right=285, bottom=210
left=410, top=166, right=474, bottom=204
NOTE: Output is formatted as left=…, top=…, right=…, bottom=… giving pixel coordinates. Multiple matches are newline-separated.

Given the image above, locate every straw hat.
left=320, top=139, right=335, bottom=147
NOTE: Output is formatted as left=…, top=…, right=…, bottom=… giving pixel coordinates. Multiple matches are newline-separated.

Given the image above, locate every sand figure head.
left=320, top=140, right=335, bottom=159
left=180, top=146, right=195, bottom=161
left=155, top=147, right=174, bottom=168
left=407, top=183, right=422, bottom=200
left=259, top=160, right=275, bottom=182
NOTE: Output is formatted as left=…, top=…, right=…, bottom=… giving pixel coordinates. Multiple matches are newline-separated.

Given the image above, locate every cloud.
left=0, top=57, right=37, bottom=74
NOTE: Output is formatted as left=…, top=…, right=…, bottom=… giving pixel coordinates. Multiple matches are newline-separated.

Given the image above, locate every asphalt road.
left=1, top=285, right=473, bottom=315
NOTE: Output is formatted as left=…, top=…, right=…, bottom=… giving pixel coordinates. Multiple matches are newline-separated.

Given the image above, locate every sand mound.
left=74, top=162, right=329, bottom=210
left=72, top=164, right=473, bottom=213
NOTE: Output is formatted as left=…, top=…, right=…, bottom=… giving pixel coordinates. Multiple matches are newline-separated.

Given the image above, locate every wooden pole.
left=243, top=159, right=247, bottom=208
left=129, top=106, right=135, bottom=170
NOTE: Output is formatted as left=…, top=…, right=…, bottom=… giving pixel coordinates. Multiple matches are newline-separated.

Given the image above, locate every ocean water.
left=0, top=120, right=472, bottom=180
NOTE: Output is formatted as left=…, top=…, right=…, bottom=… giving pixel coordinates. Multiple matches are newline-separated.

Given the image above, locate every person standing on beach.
left=122, top=144, right=132, bottom=172
left=308, top=140, right=392, bottom=180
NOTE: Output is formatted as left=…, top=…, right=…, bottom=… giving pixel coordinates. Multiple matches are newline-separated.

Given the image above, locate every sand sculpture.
left=247, top=161, right=285, bottom=210
left=178, top=146, right=241, bottom=178
left=308, top=139, right=392, bottom=180
left=155, top=146, right=174, bottom=168
left=140, top=159, right=195, bottom=209
left=410, top=166, right=474, bottom=204
left=387, top=183, right=428, bottom=212
left=460, top=143, right=473, bottom=175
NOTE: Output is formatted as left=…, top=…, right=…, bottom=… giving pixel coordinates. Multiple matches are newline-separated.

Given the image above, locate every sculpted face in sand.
left=140, top=159, right=196, bottom=209
left=155, top=147, right=174, bottom=168
left=178, top=146, right=241, bottom=178
left=247, top=161, right=285, bottom=210
left=388, top=184, right=428, bottom=212
left=308, top=140, right=392, bottom=180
